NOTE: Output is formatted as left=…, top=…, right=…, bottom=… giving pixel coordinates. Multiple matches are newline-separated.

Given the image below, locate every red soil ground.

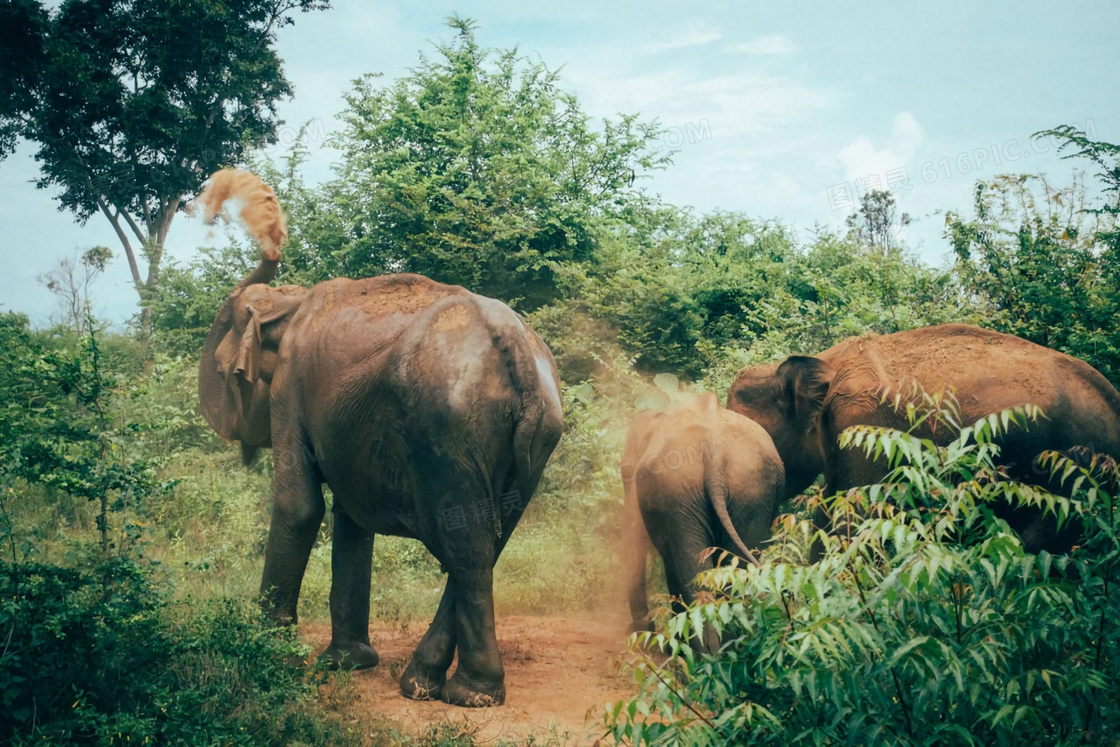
left=304, top=614, right=638, bottom=745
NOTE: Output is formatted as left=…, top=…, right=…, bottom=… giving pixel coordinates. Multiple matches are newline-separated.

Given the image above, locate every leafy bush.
left=283, top=16, right=669, bottom=310
left=0, top=558, right=357, bottom=745
left=605, top=405, right=1120, bottom=745
left=0, top=311, right=363, bottom=744
left=948, top=127, right=1120, bottom=381
left=537, top=202, right=972, bottom=384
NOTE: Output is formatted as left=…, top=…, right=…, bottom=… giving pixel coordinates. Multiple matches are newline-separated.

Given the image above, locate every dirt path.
left=304, top=614, right=638, bottom=745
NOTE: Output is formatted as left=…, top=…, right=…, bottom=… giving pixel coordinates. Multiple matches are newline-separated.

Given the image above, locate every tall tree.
left=0, top=0, right=329, bottom=337
left=294, top=16, right=670, bottom=308
left=846, top=188, right=910, bottom=252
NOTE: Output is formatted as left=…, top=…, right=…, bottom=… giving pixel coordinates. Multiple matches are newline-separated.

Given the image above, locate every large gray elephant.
left=196, top=170, right=563, bottom=707
left=622, top=393, right=784, bottom=649
left=727, top=324, right=1120, bottom=554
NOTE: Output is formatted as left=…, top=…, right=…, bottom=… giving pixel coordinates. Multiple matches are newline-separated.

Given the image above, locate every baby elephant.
left=622, top=393, right=784, bottom=651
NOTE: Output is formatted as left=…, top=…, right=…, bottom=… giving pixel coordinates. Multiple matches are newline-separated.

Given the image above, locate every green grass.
left=1, top=357, right=664, bottom=745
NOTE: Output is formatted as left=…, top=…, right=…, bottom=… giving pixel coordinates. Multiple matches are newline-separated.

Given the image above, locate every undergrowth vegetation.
left=4, top=16, right=1120, bottom=747
left=605, top=401, right=1120, bottom=745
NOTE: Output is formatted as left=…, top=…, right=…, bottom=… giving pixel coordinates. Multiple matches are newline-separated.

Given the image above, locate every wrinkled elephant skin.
left=727, top=324, right=1120, bottom=555
left=199, top=262, right=563, bottom=707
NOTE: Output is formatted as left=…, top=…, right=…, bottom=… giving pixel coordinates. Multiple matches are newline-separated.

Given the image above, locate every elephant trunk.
left=705, top=447, right=761, bottom=568
left=196, top=169, right=287, bottom=444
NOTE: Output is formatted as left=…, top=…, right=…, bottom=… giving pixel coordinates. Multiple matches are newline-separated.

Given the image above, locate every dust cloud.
left=192, top=169, right=288, bottom=261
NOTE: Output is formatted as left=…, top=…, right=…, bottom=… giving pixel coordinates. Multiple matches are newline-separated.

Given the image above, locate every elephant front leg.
left=259, top=449, right=326, bottom=625
left=400, top=582, right=457, bottom=700
left=441, top=568, right=506, bottom=707
left=319, top=508, right=379, bottom=670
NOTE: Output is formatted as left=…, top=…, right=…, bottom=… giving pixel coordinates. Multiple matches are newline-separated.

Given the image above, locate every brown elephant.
left=727, top=323, right=1120, bottom=555
left=196, top=170, right=563, bottom=707
left=622, top=393, right=784, bottom=649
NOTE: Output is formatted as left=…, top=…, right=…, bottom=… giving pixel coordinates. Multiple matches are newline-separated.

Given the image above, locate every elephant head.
left=198, top=263, right=306, bottom=463
left=727, top=356, right=836, bottom=496
left=195, top=168, right=306, bottom=464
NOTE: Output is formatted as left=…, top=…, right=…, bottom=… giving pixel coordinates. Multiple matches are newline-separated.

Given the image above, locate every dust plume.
left=192, top=169, right=288, bottom=261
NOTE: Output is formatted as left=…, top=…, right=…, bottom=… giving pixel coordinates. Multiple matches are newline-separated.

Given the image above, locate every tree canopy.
left=948, top=126, right=1120, bottom=380
left=0, top=0, right=329, bottom=335
left=277, top=17, right=670, bottom=309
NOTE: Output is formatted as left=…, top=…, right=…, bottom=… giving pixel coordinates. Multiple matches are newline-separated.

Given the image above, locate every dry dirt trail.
left=304, top=613, right=639, bottom=745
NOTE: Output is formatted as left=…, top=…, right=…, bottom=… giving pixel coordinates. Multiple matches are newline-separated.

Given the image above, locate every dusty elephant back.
left=819, top=324, right=1120, bottom=444
left=273, top=274, right=563, bottom=539
left=626, top=406, right=783, bottom=510
left=285, top=274, right=470, bottom=350
left=625, top=401, right=782, bottom=484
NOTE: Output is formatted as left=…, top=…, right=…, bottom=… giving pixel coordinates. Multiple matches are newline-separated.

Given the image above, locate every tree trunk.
left=95, top=194, right=174, bottom=346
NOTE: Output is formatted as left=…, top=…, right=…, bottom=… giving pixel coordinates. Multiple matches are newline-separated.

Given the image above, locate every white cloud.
left=570, top=69, right=834, bottom=137
left=836, top=112, right=925, bottom=185
left=644, top=26, right=722, bottom=54
left=724, top=34, right=794, bottom=55
left=562, top=62, right=835, bottom=216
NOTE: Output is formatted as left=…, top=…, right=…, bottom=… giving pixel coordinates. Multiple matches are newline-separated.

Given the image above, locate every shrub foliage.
left=0, top=559, right=346, bottom=745
left=605, top=404, right=1120, bottom=745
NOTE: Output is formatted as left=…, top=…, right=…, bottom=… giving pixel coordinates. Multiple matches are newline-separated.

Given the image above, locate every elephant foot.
left=440, top=671, right=505, bottom=707
left=318, top=640, right=380, bottom=671
left=629, top=619, right=656, bottom=635
left=399, top=658, right=446, bottom=701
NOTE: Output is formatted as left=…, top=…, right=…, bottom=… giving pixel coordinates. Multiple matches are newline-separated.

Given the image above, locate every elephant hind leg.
left=407, top=466, right=529, bottom=706
left=319, top=507, right=379, bottom=670
left=623, top=493, right=655, bottom=633
left=401, top=581, right=457, bottom=700
left=661, top=536, right=720, bottom=654
left=441, top=567, right=506, bottom=707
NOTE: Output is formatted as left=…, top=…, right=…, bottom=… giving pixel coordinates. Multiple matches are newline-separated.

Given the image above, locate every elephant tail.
left=705, top=445, right=761, bottom=568
left=488, top=311, right=563, bottom=538
left=506, top=331, right=559, bottom=491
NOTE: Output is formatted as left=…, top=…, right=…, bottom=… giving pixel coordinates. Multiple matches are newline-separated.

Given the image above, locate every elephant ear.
left=199, top=285, right=304, bottom=449
left=229, top=295, right=304, bottom=416
left=234, top=307, right=262, bottom=387
left=222, top=304, right=268, bottom=424
left=776, top=356, right=836, bottom=433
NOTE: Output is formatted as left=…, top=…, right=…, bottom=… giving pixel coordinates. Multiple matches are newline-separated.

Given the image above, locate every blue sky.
left=2, top=0, right=1116, bottom=326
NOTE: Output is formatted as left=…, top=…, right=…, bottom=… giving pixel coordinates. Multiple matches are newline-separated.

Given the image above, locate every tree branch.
left=95, top=195, right=143, bottom=290
left=120, top=208, right=148, bottom=247
left=156, top=195, right=181, bottom=247
left=263, top=0, right=301, bottom=35
left=140, top=196, right=153, bottom=236
left=635, top=647, right=723, bottom=736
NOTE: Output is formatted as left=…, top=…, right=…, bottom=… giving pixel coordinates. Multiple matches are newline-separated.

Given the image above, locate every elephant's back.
left=639, top=420, right=714, bottom=480
left=282, top=276, right=561, bottom=533
left=304, top=273, right=470, bottom=319
left=823, top=325, right=1037, bottom=386
left=287, top=275, right=470, bottom=357
left=636, top=410, right=782, bottom=486
left=824, top=325, right=1116, bottom=421
left=284, top=273, right=556, bottom=413
left=711, top=410, right=785, bottom=497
